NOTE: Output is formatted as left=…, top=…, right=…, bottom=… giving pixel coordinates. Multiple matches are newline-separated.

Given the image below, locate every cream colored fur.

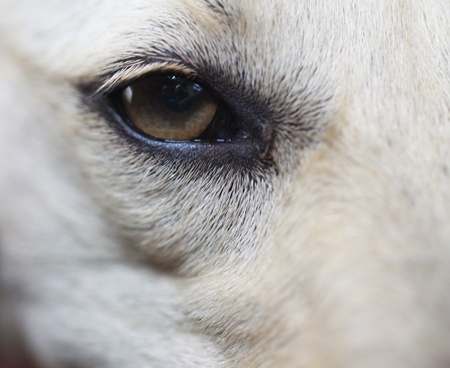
left=1, top=0, right=450, bottom=367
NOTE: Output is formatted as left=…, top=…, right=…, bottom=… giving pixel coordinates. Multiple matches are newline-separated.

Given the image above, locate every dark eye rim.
left=96, top=91, right=269, bottom=173
left=78, top=66, right=276, bottom=173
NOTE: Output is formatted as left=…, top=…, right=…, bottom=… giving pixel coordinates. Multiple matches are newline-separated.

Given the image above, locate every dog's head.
left=1, top=1, right=450, bottom=367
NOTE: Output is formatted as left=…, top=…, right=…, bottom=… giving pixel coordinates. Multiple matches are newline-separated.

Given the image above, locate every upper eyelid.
left=83, top=59, right=199, bottom=101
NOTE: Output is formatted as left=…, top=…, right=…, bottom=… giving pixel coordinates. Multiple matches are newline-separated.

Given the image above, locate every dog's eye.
left=120, top=75, right=219, bottom=141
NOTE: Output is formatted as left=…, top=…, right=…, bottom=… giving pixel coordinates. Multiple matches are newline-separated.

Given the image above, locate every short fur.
left=0, top=0, right=450, bottom=367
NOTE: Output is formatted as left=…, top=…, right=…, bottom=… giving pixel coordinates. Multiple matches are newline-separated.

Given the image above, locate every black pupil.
left=159, top=76, right=203, bottom=113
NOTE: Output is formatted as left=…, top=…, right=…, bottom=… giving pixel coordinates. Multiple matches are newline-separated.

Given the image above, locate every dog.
left=1, top=0, right=450, bottom=367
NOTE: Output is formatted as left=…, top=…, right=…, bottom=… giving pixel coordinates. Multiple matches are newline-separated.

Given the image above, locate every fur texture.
left=1, top=0, right=450, bottom=367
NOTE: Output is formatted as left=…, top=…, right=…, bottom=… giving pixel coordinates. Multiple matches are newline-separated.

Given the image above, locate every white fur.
left=1, top=1, right=450, bottom=367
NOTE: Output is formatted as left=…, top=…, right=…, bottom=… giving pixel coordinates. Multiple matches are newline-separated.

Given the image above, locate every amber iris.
left=121, top=75, right=218, bottom=141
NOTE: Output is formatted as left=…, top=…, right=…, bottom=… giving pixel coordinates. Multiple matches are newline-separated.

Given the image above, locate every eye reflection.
left=161, top=76, right=203, bottom=113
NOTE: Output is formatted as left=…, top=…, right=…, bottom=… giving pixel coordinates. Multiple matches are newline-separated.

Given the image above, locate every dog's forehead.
left=1, top=0, right=343, bottom=83
left=2, top=1, right=448, bottom=97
